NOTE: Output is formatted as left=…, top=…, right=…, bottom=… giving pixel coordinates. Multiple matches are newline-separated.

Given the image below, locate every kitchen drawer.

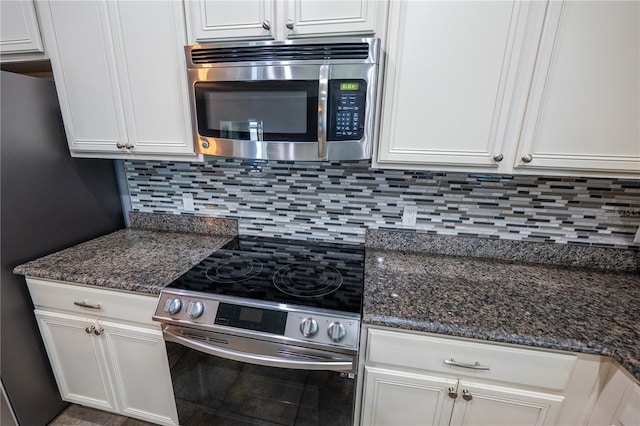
left=366, top=328, right=577, bottom=391
left=26, top=278, right=158, bottom=327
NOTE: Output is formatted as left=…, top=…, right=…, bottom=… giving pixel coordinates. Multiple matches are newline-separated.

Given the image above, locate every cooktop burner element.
left=205, top=258, right=264, bottom=283
left=273, top=262, right=343, bottom=298
left=164, top=236, right=365, bottom=314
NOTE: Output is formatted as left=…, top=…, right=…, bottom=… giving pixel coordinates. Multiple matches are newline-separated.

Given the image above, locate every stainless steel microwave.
left=185, top=37, right=380, bottom=161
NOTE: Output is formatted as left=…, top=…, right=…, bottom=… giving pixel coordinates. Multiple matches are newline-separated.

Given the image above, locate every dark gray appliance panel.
left=1, top=70, right=123, bottom=426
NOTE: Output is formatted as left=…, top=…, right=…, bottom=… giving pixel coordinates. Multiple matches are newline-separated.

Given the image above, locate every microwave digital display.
left=340, top=82, right=360, bottom=91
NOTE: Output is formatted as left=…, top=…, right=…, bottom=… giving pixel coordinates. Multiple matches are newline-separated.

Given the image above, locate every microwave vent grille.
left=190, top=43, right=370, bottom=64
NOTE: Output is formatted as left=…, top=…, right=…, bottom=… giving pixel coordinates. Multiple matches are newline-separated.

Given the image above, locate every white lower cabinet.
left=28, top=279, right=178, bottom=426
left=35, top=311, right=118, bottom=412
left=588, top=362, right=640, bottom=426
left=362, top=367, right=563, bottom=426
left=359, top=327, right=601, bottom=426
left=362, top=366, right=457, bottom=425
left=448, top=379, right=563, bottom=426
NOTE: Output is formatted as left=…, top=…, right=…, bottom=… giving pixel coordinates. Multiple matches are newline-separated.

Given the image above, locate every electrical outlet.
left=402, top=206, right=418, bottom=226
left=182, top=193, right=194, bottom=211
left=634, top=226, right=640, bottom=244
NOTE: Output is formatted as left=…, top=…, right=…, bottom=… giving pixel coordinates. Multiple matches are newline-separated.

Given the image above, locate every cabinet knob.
left=522, top=154, right=533, bottom=163
left=447, top=387, right=458, bottom=399
left=93, top=327, right=104, bottom=336
left=125, top=144, right=134, bottom=150
left=462, top=389, right=473, bottom=401
left=116, top=143, right=125, bottom=149
left=285, top=19, right=294, bottom=30
left=85, top=325, right=95, bottom=334
left=493, top=154, right=503, bottom=162
left=262, top=20, right=271, bottom=30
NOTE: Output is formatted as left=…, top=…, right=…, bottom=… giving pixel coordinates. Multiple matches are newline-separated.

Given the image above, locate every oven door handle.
left=163, top=328, right=354, bottom=371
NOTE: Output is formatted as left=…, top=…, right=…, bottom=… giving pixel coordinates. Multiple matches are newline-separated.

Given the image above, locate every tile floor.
left=48, top=404, right=155, bottom=426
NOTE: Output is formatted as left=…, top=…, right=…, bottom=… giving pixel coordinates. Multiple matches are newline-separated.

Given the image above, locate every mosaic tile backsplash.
left=124, top=160, right=640, bottom=248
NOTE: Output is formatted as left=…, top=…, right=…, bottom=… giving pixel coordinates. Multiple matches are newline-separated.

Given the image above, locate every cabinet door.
left=185, top=0, right=275, bottom=42
left=376, top=1, right=535, bottom=169
left=102, top=321, right=178, bottom=426
left=282, top=0, right=384, bottom=38
left=34, top=310, right=118, bottom=412
left=611, top=384, right=640, bottom=426
left=0, top=0, right=44, bottom=54
left=515, top=1, right=640, bottom=175
left=589, top=365, right=640, bottom=426
left=449, top=380, right=564, bottom=426
left=36, top=0, right=128, bottom=154
left=361, top=366, right=457, bottom=426
left=107, top=1, right=195, bottom=157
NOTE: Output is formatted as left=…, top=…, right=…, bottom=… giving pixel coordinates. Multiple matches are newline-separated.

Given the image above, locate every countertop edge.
left=362, top=314, right=637, bottom=383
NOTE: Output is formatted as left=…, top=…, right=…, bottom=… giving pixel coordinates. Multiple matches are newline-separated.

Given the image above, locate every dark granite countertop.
left=364, top=230, right=640, bottom=382
left=13, top=213, right=237, bottom=295
left=14, top=217, right=640, bottom=381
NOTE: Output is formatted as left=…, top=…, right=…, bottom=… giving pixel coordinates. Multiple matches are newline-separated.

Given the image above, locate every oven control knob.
left=327, top=321, right=346, bottom=343
left=164, top=298, right=183, bottom=315
left=300, top=318, right=319, bottom=338
left=187, top=301, right=204, bottom=319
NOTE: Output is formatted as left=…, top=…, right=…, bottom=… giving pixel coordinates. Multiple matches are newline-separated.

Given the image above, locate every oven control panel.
left=285, top=312, right=359, bottom=350
left=154, top=292, right=360, bottom=351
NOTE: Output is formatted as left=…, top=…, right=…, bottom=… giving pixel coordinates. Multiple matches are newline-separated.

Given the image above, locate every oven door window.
left=195, top=81, right=318, bottom=142
left=167, top=342, right=355, bottom=425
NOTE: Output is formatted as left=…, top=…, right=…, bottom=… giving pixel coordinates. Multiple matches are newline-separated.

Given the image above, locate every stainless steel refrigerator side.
left=0, top=71, right=124, bottom=425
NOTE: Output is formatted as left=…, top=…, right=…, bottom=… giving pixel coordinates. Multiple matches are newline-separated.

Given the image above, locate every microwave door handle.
left=317, top=64, right=329, bottom=159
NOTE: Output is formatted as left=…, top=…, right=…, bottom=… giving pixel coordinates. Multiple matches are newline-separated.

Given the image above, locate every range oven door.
left=162, top=324, right=357, bottom=425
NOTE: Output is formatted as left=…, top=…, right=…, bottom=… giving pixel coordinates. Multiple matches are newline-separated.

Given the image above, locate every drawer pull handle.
left=74, top=301, right=101, bottom=310
left=444, top=358, right=490, bottom=371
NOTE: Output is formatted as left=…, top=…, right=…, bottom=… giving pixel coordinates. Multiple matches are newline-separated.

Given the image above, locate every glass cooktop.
left=166, top=236, right=365, bottom=314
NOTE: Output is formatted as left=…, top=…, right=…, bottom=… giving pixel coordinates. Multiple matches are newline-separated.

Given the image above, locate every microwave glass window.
left=195, top=81, right=318, bottom=142
left=204, top=91, right=307, bottom=136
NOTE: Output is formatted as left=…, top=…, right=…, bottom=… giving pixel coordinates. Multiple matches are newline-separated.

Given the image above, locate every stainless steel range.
left=152, top=236, right=365, bottom=425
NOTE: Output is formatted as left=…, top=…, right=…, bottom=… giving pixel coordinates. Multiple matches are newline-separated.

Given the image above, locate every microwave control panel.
left=328, top=80, right=367, bottom=141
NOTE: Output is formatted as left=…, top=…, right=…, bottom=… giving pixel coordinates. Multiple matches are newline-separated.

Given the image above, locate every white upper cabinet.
left=185, top=0, right=387, bottom=43
left=39, top=1, right=127, bottom=153
left=0, top=0, right=44, bottom=57
left=282, top=0, right=386, bottom=39
left=375, top=1, right=540, bottom=170
left=376, top=0, right=640, bottom=178
left=514, top=0, right=640, bottom=175
left=185, top=0, right=276, bottom=42
left=36, top=1, right=200, bottom=161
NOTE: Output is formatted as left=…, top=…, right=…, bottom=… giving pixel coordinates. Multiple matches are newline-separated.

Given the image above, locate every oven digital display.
left=239, top=307, right=263, bottom=323
left=215, top=303, right=287, bottom=335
